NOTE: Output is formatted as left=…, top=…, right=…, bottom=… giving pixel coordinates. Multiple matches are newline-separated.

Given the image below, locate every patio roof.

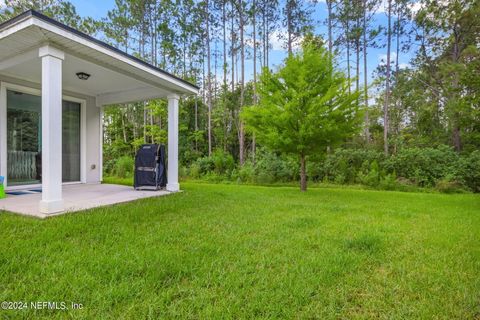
left=0, top=10, right=187, bottom=215
left=0, top=10, right=198, bottom=105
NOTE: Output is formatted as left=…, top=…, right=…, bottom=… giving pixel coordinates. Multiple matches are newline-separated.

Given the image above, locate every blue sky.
left=69, top=0, right=413, bottom=86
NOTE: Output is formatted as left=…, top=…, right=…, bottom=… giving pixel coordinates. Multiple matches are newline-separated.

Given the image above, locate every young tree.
left=242, top=39, right=361, bottom=191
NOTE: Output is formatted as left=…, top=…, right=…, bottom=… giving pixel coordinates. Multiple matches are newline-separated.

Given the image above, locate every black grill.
left=134, top=144, right=167, bottom=190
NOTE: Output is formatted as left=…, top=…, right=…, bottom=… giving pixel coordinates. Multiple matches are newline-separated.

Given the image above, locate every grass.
left=0, top=182, right=479, bottom=319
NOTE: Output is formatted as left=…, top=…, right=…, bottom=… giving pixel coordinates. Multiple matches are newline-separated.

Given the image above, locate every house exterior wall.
left=0, top=74, right=102, bottom=187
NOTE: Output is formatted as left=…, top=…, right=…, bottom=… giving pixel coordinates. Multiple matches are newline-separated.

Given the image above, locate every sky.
left=62, top=0, right=414, bottom=86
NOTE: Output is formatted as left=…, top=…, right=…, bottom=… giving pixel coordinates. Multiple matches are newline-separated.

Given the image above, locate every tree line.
left=1, top=0, right=479, bottom=168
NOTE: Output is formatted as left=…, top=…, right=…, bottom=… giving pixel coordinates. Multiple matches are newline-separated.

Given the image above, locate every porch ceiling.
left=0, top=10, right=198, bottom=105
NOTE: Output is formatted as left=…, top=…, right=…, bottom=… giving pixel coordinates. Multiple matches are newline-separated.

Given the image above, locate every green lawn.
left=0, top=182, right=479, bottom=319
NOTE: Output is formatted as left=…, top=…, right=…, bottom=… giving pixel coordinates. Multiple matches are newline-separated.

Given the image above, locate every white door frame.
left=0, top=81, right=87, bottom=190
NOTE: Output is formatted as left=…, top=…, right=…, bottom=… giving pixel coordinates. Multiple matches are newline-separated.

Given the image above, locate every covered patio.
left=0, top=184, right=171, bottom=218
left=0, top=10, right=198, bottom=216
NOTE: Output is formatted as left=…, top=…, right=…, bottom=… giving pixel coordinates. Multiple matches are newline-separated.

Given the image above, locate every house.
left=0, top=10, right=198, bottom=215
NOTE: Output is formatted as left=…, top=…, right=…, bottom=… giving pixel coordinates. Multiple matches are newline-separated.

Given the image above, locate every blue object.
left=6, top=191, right=31, bottom=196
left=0, top=176, right=5, bottom=199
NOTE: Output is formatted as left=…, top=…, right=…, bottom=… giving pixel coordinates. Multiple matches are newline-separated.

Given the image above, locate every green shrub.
left=179, top=166, right=188, bottom=179
left=181, top=145, right=479, bottom=192
left=379, top=172, right=398, bottom=191
left=211, top=149, right=235, bottom=174
left=255, top=149, right=297, bottom=182
left=435, top=176, right=467, bottom=194
left=114, top=156, right=134, bottom=178
left=202, top=172, right=226, bottom=183
left=316, top=149, right=384, bottom=183
left=103, top=141, right=132, bottom=174
left=195, top=156, right=215, bottom=175
left=189, top=163, right=201, bottom=179
left=456, top=151, right=480, bottom=192
left=384, top=145, right=458, bottom=187
left=236, top=162, right=255, bottom=184
left=357, top=160, right=381, bottom=187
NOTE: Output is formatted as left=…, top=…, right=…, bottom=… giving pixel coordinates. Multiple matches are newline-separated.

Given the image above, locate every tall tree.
left=239, top=0, right=246, bottom=165
left=361, top=0, right=380, bottom=144
left=204, top=0, right=213, bottom=155
left=252, top=0, right=258, bottom=161
left=282, top=0, right=312, bottom=55
left=383, top=0, right=392, bottom=155
left=326, top=0, right=334, bottom=56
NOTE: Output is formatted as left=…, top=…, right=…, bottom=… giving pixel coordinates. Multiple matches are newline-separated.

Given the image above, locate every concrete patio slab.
left=0, top=184, right=172, bottom=219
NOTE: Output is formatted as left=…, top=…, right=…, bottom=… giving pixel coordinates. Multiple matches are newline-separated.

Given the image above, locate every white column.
left=0, top=83, right=7, bottom=186
left=39, top=45, right=65, bottom=214
left=166, top=94, right=180, bottom=192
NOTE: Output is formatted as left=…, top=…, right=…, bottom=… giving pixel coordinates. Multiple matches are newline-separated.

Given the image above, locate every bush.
left=255, top=149, right=297, bottom=182
left=235, top=162, right=255, bottom=184
left=357, top=160, right=381, bottom=187
left=182, top=145, right=479, bottom=192
left=103, top=141, right=132, bottom=174
left=195, top=156, right=215, bottom=175
left=379, top=172, right=398, bottom=191
left=316, top=149, right=385, bottom=183
left=114, top=156, right=134, bottom=178
left=456, top=151, right=480, bottom=192
left=189, top=162, right=201, bottom=179
left=211, top=149, right=235, bottom=175
left=179, top=166, right=188, bottom=179
left=435, top=176, right=467, bottom=194
left=384, top=145, right=458, bottom=187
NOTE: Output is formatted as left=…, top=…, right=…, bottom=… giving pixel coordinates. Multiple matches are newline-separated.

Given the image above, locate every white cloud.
left=0, top=0, right=6, bottom=9
left=410, top=2, right=423, bottom=15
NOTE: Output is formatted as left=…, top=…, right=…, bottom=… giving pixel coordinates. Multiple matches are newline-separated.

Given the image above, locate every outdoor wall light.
left=76, top=72, right=91, bottom=80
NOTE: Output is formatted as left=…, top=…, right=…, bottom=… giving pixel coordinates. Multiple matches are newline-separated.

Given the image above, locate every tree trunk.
left=231, top=2, right=235, bottom=93
left=363, top=0, right=370, bottom=143
left=266, top=6, right=269, bottom=68
left=300, top=153, right=307, bottom=192
left=393, top=9, right=401, bottom=155
left=453, top=124, right=461, bottom=152
left=143, top=102, right=147, bottom=143
left=194, top=96, right=198, bottom=151
left=355, top=2, right=360, bottom=96
left=206, top=0, right=212, bottom=156
left=383, top=0, right=392, bottom=156
left=121, top=109, right=127, bottom=144
left=327, top=0, right=333, bottom=57
left=286, top=0, right=293, bottom=55
left=223, top=1, right=227, bottom=88
left=239, top=0, right=245, bottom=165
left=346, top=18, right=351, bottom=94
left=223, top=0, right=228, bottom=152
left=450, top=28, right=461, bottom=153
left=252, top=0, right=257, bottom=163
left=262, top=2, right=266, bottom=68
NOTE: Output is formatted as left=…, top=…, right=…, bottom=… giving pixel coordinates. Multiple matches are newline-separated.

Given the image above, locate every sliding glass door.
left=62, top=100, right=81, bottom=182
left=6, top=90, right=81, bottom=186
